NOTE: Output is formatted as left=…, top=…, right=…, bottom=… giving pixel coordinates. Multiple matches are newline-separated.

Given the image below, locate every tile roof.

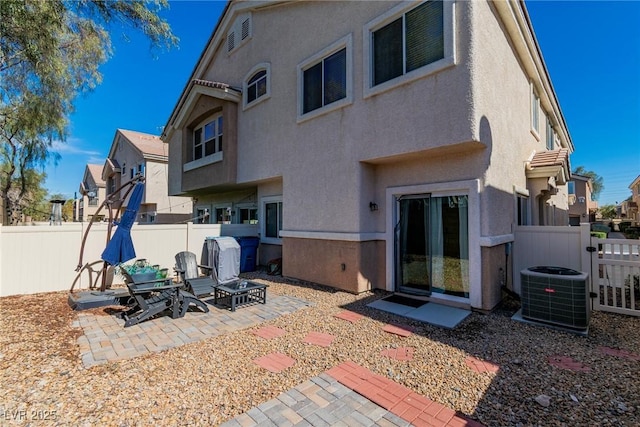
left=529, top=148, right=569, bottom=168
left=118, top=129, right=167, bottom=157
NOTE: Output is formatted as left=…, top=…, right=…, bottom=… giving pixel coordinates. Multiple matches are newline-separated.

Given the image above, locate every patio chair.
left=174, top=251, right=218, bottom=298
left=121, top=271, right=209, bottom=327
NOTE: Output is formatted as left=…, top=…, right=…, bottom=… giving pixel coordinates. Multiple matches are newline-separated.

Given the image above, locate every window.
left=193, top=114, right=223, bottom=161
left=568, top=181, right=575, bottom=195
left=364, top=0, right=453, bottom=97
left=517, top=194, right=530, bottom=226
left=215, top=207, right=232, bottom=224
left=531, top=88, right=540, bottom=136
left=121, top=163, right=126, bottom=176
left=265, top=202, right=282, bottom=238
left=546, top=117, right=554, bottom=150
left=239, top=207, right=258, bottom=224
left=130, top=166, right=134, bottom=179
left=303, top=48, right=346, bottom=114
left=137, top=163, right=145, bottom=177
left=373, top=1, right=443, bottom=86
left=243, top=63, right=271, bottom=108
left=88, top=196, right=98, bottom=207
left=195, top=207, right=210, bottom=224
left=298, top=34, right=352, bottom=120
left=248, top=71, right=267, bottom=103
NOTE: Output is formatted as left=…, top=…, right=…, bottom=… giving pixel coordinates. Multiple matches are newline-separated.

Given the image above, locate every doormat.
left=382, top=295, right=428, bottom=308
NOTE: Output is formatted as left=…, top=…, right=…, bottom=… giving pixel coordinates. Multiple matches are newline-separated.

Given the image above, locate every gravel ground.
left=1, top=272, right=639, bottom=426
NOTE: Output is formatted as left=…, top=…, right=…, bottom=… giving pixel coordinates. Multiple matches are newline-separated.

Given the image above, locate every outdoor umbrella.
left=101, top=182, right=145, bottom=266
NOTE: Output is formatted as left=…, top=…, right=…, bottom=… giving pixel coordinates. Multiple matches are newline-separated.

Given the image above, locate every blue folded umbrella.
left=101, top=182, right=145, bottom=266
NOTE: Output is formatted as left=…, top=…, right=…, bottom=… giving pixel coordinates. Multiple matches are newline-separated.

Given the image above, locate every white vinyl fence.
left=0, top=222, right=257, bottom=296
left=513, top=223, right=640, bottom=317
left=512, top=223, right=592, bottom=295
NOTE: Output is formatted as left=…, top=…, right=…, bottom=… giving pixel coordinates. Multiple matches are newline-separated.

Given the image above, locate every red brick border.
left=326, top=361, right=485, bottom=426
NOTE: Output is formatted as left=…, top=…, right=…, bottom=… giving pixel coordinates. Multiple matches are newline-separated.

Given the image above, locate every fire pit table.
left=214, top=280, right=267, bottom=311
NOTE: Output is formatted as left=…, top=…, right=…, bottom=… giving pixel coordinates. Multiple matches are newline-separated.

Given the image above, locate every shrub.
left=590, top=231, right=607, bottom=239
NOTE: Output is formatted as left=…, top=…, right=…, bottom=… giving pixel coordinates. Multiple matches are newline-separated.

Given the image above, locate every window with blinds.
left=373, top=0, right=444, bottom=86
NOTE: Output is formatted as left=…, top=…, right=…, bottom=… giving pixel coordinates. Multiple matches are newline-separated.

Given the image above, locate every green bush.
left=590, top=231, right=607, bottom=239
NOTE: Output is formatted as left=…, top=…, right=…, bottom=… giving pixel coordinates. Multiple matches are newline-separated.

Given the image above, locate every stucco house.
left=162, top=0, right=573, bottom=311
left=626, top=175, right=640, bottom=225
left=76, top=164, right=107, bottom=222
left=568, top=173, right=597, bottom=225
left=102, top=129, right=192, bottom=224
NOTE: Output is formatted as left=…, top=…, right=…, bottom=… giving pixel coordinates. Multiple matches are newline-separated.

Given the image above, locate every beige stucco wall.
left=283, top=237, right=385, bottom=293
left=164, top=0, right=573, bottom=309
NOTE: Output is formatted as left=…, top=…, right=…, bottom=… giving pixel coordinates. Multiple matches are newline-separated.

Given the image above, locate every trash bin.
left=235, top=236, right=260, bottom=273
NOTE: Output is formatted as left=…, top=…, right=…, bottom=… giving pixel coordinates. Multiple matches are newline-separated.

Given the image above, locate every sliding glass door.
left=395, top=194, right=469, bottom=298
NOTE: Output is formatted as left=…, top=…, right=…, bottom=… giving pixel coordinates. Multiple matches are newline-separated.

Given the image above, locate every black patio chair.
left=174, top=251, right=218, bottom=298
left=121, top=271, right=209, bottom=327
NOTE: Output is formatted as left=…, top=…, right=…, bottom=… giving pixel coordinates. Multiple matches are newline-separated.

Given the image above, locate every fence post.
left=580, top=223, right=592, bottom=275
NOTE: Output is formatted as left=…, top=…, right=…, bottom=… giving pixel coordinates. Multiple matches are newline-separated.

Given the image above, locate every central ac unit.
left=520, top=266, right=590, bottom=330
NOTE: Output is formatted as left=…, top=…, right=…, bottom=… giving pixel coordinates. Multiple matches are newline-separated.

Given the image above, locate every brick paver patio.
left=74, top=294, right=310, bottom=367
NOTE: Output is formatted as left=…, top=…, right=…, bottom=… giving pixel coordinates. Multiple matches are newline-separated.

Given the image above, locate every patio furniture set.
left=120, top=251, right=267, bottom=327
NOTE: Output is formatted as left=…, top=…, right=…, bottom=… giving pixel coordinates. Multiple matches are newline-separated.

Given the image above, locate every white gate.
left=590, top=237, right=640, bottom=316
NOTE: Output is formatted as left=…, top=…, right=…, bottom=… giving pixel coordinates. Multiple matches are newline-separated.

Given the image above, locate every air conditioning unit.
left=520, top=266, right=590, bottom=330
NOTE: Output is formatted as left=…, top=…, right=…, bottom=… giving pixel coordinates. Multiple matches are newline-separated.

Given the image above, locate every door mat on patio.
left=381, top=294, right=428, bottom=307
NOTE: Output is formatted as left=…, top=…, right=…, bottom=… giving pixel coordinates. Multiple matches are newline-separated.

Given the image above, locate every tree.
left=0, top=0, right=176, bottom=224
left=573, top=166, right=604, bottom=201
left=598, top=204, right=617, bottom=220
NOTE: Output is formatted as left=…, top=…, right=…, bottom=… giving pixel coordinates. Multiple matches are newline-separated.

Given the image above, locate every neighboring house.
left=102, top=129, right=192, bottom=224
left=567, top=173, right=597, bottom=225
left=162, top=0, right=573, bottom=311
left=76, top=164, right=107, bottom=222
left=626, top=175, right=640, bottom=225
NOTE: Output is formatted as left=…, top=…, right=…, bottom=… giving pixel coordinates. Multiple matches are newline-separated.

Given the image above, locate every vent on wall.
left=520, top=266, right=590, bottom=330
left=227, top=13, right=252, bottom=53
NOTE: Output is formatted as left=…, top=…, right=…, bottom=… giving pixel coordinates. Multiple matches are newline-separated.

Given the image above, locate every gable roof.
left=79, top=163, right=106, bottom=194
left=85, top=164, right=105, bottom=186
left=117, top=129, right=167, bottom=158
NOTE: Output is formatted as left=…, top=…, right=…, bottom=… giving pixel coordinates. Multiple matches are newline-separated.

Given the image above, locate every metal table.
left=214, top=280, right=267, bottom=311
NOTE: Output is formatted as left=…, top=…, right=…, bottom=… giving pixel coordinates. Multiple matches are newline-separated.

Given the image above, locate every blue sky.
left=45, top=0, right=640, bottom=207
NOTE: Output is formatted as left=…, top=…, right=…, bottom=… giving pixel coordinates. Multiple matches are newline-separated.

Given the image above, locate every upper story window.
left=243, top=63, right=271, bottom=109
left=531, top=87, right=540, bottom=138
left=298, top=34, right=353, bottom=121
left=137, top=163, right=145, bottom=177
left=545, top=117, right=554, bottom=150
left=193, top=114, right=223, bottom=161
left=364, top=0, right=454, bottom=98
left=568, top=181, right=575, bottom=195
left=227, top=13, right=252, bottom=53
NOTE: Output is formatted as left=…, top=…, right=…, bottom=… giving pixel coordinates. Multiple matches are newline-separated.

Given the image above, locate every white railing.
left=591, top=238, right=640, bottom=316
left=0, top=222, right=258, bottom=296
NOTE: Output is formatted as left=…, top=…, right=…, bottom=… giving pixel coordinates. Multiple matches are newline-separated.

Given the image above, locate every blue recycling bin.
left=235, top=236, right=260, bottom=273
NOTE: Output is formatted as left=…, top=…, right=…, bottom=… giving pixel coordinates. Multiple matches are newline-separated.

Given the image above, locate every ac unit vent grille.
left=520, top=267, right=590, bottom=330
